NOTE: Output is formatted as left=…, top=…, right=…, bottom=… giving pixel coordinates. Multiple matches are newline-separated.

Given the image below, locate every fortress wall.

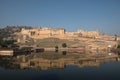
left=77, top=30, right=99, bottom=38
left=20, top=28, right=65, bottom=39
left=17, top=27, right=100, bottom=42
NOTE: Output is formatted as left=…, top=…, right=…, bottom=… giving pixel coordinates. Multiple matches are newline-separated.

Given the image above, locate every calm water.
left=0, top=54, right=120, bottom=80
left=0, top=62, right=120, bottom=80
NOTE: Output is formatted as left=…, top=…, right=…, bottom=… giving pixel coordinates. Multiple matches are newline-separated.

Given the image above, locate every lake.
left=0, top=53, right=120, bottom=80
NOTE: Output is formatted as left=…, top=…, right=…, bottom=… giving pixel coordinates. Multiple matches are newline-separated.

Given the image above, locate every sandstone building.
left=13, top=27, right=118, bottom=52
left=20, top=27, right=65, bottom=39
left=14, top=27, right=99, bottom=43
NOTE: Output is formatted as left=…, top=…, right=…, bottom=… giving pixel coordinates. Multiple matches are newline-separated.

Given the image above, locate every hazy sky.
left=0, top=0, right=120, bottom=35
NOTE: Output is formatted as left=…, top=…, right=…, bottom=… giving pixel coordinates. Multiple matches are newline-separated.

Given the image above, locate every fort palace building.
left=14, top=27, right=99, bottom=43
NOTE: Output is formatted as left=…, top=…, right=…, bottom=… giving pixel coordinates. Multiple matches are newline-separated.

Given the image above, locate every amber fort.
left=15, top=27, right=99, bottom=42
left=12, top=26, right=119, bottom=52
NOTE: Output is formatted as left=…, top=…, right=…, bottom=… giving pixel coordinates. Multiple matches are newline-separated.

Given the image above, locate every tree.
left=62, top=43, right=67, bottom=48
left=62, top=51, right=67, bottom=55
left=55, top=45, right=58, bottom=52
left=117, top=45, right=120, bottom=48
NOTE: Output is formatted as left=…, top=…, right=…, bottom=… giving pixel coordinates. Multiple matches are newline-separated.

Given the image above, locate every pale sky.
left=0, top=0, right=120, bottom=35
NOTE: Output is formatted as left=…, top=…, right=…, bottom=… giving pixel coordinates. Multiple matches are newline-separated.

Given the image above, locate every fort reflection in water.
left=0, top=52, right=119, bottom=70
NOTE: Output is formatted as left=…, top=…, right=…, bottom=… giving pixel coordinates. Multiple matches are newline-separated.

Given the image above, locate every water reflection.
left=0, top=52, right=119, bottom=70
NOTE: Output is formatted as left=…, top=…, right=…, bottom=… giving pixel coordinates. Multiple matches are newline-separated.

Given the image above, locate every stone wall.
left=15, top=27, right=100, bottom=43
left=77, top=29, right=99, bottom=38
left=20, top=28, right=65, bottom=39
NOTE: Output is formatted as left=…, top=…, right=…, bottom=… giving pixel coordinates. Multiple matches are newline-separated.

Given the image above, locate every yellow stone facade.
left=15, top=27, right=99, bottom=43
left=77, top=29, right=99, bottom=38
left=20, top=27, right=65, bottom=39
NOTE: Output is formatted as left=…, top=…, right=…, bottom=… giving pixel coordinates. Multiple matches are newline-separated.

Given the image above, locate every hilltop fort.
left=0, top=26, right=119, bottom=54
left=14, top=27, right=99, bottom=43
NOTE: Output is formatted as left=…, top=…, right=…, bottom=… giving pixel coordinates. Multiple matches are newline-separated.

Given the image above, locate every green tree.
left=55, top=45, right=58, bottom=52
left=117, top=45, right=120, bottom=48
left=62, top=43, right=67, bottom=48
left=62, top=51, right=67, bottom=55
